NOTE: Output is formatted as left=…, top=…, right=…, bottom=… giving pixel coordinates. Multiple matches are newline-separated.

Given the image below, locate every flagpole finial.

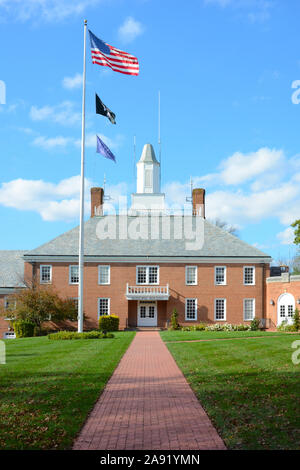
left=84, top=19, right=87, bottom=25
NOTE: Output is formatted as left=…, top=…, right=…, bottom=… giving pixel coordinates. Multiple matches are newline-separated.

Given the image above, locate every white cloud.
left=219, top=147, right=284, bottom=185
left=0, top=176, right=128, bottom=222
left=0, top=0, right=100, bottom=22
left=32, top=135, right=72, bottom=149
left=165, top=148, right=300, bottom=245
left=0, top=176, right=92, bottom=221
left=118, top=17, right=144, bottom=43
left=277, top=227, right=295, bottom=245
left=30, top=101, right=81, bottom=127
left=204, top=0, right=273, bottom=22
left=62, top=73, right=83, bottom=90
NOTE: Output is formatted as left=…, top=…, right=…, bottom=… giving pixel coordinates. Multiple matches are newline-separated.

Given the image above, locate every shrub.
left=250, top=317, right=260, bottom=331
left=193, top=323, right=207, bottom=331
left=48, top=330, right=114, bottom=340
left=181, top=326, right=191, bottom=331
left=13, top=320, right=35, bottom=338
left=1, top=286, right=77, bottom=333
left=277, top=320, right=297, bottom=332
left=170, top=309, right=180, bottom=330
left=205, top=323, right=251, bottom=332
left=98, top=315, right=119, bottom=332
left=293, top=308, right=300, bottom=331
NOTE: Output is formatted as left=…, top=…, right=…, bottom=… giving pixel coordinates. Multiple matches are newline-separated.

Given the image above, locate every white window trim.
left=243, top=266, right=256, bottom=285
left=98, top=298, right=110, bottom=319
left=4, top=297, right=16, bottom=319
left=185, top=266, right=198, bottom=285
left=69, top=265, right=79, bottom=285
left=214, top=266, right=227, bottom=286
left=214, top=298, right=227, bottom=322
left=185, top=298, right=198, bottom=321
left=98, top=265, right=111, bottom=285
left=136, top=265, right=160, bottom=285
left=4, top=297, right=16, bottom=310
left=243, top=298, right=255, bottom=321
left=40, top=265, right=52, bottom=284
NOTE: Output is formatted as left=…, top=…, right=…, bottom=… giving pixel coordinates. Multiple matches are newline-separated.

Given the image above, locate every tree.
left=210, top=218, right=239, bottom=237
left=291, top=220, right=300, bottom=245
left=0, top=285, right=78, bottom=332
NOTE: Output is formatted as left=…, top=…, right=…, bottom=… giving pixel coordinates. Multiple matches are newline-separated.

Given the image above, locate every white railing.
left=126, top=284, right=169, bottom=300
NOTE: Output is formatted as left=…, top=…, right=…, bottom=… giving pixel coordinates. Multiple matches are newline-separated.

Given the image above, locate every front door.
left=277, top=293, right=295, bottom=326
left=138, top=302, right=157, bottom=327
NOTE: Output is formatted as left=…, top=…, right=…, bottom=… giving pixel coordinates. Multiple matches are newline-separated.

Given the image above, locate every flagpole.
left=158, top=90, right=161, bottom=190
left=78, top=19, right=87, bottom=333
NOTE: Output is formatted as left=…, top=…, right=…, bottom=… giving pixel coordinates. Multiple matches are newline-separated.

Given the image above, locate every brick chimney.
left=192, top=188, right=205, bottom=218
left=91, top=187, right=104, bottom=217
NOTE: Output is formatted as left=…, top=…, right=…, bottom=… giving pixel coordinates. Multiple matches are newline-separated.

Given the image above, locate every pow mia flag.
left=95, top=93, right=116, bottom=124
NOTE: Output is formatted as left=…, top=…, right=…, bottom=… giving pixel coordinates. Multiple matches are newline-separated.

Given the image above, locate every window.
left=280, top=305, right=285, bottom=318
left=69, top=265, right=79, bottom=284
left=185, top=298, right=197, bottom=321
left=244, top=299, right=255, bottom=321
left=137, top=266, right=147, bottom=284
left=215, top=266, right=226, bottom=285
left=244, top=266, right=255, bottom=285
left=4, top=298, right=16, bottom=311
left=288, top=305, right=294, bottom=318
left=98, top=265, right=110, bottom=285
left=98, top=298, right=110, bottom=317
left=136, top=266, right=159, bottom=284
left=186, top=266, right=197, bottom=285
left=215, top=298, right=226, bottom=321
left=40, top=265, right=52, bottom=284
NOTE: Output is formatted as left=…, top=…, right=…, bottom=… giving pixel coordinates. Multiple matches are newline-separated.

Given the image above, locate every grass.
left=0, top=332, right=135, bottom=450
left=160, top=329, right=290, bottom=342
left=165, top=334, right=300, bottom=449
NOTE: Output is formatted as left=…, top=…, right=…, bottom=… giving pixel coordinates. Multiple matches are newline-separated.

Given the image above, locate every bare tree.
left=209, top=218, right=239, bottom=237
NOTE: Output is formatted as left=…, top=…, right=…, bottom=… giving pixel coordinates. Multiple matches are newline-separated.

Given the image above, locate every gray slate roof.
left=24, top=216, right=271, bottom=260
left=0, top=251, right=26, bottom=288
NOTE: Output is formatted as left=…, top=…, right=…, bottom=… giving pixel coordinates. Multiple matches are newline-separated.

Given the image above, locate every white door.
left=277, top=293, right=295, bottom=326
left=138, top=302, right=157, bottom=327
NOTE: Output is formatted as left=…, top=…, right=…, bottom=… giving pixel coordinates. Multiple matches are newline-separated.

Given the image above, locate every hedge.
left=99, top=315, right=119, bottom=332
left=13, top=320, right=35, bottom=338
left=48, top=330, right=114, bottom=340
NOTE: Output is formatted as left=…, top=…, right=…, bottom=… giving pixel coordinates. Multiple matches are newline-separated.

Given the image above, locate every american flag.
left=88, top=30, right=139, bottom=76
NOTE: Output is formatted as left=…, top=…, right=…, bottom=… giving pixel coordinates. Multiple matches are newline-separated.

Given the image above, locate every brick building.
left=1, top=143, right=299, bottom=335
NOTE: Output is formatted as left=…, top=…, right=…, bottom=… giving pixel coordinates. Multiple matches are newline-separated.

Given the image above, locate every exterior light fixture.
left=297, top=299, right=300, bottom=305
left=270, top=299, right=275, bottom=306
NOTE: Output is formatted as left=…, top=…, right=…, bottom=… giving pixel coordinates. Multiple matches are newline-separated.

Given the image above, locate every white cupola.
left=130, top=143, right=165, bottom=214
left=136, top=143, right=160, bottom=193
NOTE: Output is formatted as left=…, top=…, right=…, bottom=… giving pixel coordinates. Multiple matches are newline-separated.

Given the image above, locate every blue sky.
left=0, top=0, right=299, bottom=262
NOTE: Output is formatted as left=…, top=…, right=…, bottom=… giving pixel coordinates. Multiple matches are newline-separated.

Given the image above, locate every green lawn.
left=0, top=332, right=135, bottom=450
left=160, top=329, right=290, bottom=342
left=165, top=334, right=300, bottom=449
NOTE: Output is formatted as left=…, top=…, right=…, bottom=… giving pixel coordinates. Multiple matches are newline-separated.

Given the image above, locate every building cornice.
left=23, top=255, right=271, bottom=264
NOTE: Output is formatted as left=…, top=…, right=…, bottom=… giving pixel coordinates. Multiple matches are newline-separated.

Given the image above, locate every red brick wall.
left=25, top=261, right=269, bottom=330
left=266, top=278, right=300, bottom=328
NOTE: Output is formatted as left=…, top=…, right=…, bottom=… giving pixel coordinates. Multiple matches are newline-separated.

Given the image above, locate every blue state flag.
left=96, top=135, right=116, bottom=163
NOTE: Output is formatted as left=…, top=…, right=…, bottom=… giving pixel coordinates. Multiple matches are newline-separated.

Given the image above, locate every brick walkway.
left=73, top=332, right=226, bottom=450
